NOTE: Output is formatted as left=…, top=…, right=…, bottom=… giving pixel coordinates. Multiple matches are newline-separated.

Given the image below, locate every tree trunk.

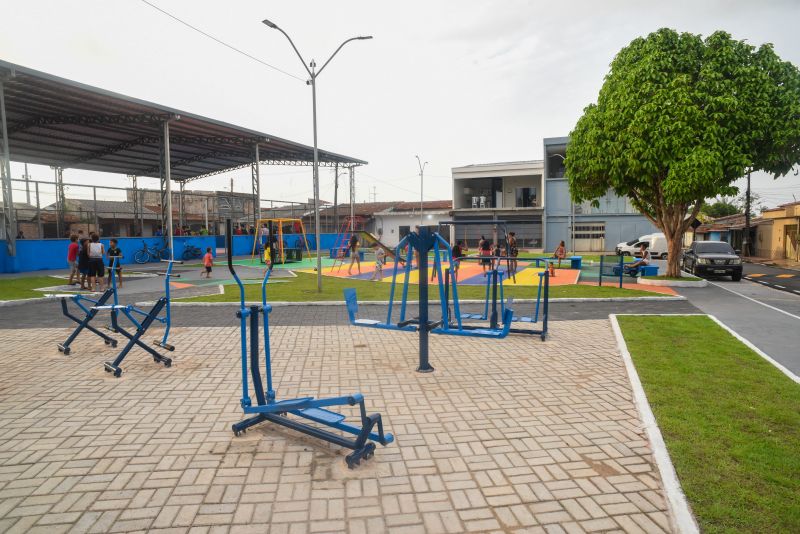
left=665, top=235, right=683, bottom=277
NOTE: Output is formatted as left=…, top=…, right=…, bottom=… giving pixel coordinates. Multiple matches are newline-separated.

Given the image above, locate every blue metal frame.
left=57, top=256, right=123, bottom=355
left=344, top=228, right=517, bottom=375
left=225, top=219, right=394, bottom=468
left=153, top=259, right=181, bottom=351
left=599, top=255, right=624, bottom=288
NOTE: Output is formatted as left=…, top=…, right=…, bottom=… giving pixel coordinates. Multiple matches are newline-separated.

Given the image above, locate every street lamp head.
left=261, top=19, right=279, bottom=29
left=356, top=36, right=373, bottom=40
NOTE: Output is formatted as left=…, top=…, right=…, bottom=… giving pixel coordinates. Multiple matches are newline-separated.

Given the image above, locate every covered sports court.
left=0, top=58, right=366, bottom=260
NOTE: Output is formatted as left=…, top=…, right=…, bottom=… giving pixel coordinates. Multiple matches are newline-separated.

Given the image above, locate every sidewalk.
left=0, top=321, right=675, bottom=533
left=743, top=256, right=800, bottom=272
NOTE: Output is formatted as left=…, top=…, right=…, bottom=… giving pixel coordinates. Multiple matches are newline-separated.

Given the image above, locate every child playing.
left=370, top=243, right=385, bottom=281
left=201, top=247, right=214, bottom=278
left=67, top=234, right=80, bottom=286
left=107, top=238, right=123, bottom=288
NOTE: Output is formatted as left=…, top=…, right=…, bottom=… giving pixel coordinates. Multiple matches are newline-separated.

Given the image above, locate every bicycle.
left=182, top=242, right=203, bottom=261
left=134, top=240, right=171, bottom=264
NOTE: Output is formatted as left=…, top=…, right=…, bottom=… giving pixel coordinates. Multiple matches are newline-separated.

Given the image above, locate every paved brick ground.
left=0, top=319, right=673, bottom=533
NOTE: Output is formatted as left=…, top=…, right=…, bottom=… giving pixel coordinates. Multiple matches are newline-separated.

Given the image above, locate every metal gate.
left=573, top=223, right=605, bottom=252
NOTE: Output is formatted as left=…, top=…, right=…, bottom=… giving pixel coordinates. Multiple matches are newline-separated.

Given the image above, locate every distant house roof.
left=696, top=213, right=766, bottom=233
left=44, top=199, right=161, bottom=219
left=0, top=201, right=38, bottom=220
left=317, top=200, right=453, bottom=218
left=390, top=200, right=452, bottom=211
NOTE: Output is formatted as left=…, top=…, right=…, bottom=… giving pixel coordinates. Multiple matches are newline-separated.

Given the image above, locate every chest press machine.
left=224, top=220, right=393, bottom=468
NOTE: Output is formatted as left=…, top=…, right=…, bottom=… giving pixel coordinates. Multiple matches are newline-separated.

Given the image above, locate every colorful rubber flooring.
left=298, top=260, right=581, bottom=286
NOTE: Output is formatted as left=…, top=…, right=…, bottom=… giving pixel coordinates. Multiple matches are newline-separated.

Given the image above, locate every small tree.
left=701, top=197, right=739, bottom=218
left=566, top=28, right=800, bottom=276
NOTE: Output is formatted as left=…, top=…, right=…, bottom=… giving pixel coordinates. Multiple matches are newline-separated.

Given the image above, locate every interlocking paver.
left=0, top=314, right=675, bottom=532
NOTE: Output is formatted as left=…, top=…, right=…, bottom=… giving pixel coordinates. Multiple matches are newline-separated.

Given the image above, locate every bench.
left=569, top=256, right=582, bottom=269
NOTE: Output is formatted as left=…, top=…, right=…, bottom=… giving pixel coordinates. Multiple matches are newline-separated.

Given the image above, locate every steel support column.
left=160, top=120, right=175, bottom=258
left=349, top=166, right=355, bottom=223
left=178, top=181, right=185, bottom=230
left=55, top=167, right=66, bottom=237
left=129, top=175, right=139, bottom=237
left=0, top=78, right=16, bottom=255
left=252, top=144, right=260, bottom=229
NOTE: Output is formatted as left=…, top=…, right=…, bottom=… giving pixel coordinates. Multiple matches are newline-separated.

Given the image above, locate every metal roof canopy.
left=0, top=59, right=366, bottom=181
left=0, top=59, right=367, bottom=257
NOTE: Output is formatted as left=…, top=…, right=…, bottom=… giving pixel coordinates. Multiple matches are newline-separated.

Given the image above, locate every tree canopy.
left=565, top=28, right=800, bottom=274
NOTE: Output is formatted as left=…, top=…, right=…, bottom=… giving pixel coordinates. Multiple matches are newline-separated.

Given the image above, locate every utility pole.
left=333, top=163, right=339, bottom=231
left=415, top=155, right=428, bottom=227
left=744, top=171, right=751, bottom=257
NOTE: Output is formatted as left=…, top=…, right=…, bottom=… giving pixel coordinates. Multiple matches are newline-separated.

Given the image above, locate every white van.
left=616, top=232, right=668, bottom=258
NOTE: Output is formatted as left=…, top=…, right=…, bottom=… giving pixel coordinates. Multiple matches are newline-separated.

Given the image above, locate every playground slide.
left=357, top=231, right=405, bottom=264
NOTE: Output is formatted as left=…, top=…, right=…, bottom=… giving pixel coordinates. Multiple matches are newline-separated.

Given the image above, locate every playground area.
left=0, top=313, right=673, bottom=533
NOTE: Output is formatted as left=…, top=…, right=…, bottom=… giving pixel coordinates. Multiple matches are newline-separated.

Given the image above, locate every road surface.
left=678, top=277, right=800, bottom=376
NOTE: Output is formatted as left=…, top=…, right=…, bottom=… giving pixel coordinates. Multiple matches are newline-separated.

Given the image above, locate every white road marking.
left=708, top=280, right=800, bottom=321
left=774, top=285, right=786, bottom=289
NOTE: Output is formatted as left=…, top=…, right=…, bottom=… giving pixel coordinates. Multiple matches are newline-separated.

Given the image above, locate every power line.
left=138, top=0, right=305, bottom=82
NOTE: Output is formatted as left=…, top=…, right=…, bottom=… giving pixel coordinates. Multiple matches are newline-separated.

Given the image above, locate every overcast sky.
left=2, top=0, right=799, bottom=208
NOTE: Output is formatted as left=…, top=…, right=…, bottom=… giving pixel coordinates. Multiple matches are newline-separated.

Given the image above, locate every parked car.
left=681, top=240, right=743, bottom=281
left=616, top=233, right=668, bottom=259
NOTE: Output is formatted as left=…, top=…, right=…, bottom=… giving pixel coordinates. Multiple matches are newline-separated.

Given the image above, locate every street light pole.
left=262, top=18, right=372, bottom=292
left=416, top=155, right=427, bottom=227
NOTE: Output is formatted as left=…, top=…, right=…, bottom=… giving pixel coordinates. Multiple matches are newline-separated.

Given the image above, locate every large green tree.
left=566, top=28, right=800, bottom=276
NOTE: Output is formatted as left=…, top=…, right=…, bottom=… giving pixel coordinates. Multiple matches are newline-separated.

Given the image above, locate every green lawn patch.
left=0, top=276, right=68, bottom=300
left=617, top=315, right=800, bottom=533
left=181, top=272, right=666, bottom=302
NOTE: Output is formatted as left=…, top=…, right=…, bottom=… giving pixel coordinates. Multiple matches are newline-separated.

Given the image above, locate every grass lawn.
left=0, top=275, right=67, bottom=300
left=182, top=271, right=665, bottom=302
left=618, top=315, right=800, bottom=533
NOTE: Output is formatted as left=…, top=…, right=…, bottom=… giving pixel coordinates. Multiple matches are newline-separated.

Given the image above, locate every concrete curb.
left=155, top=295, right=687, bottom=307
left=609, top=314, right=700, bottom=534
left=638, top=278, right=707, bottom=288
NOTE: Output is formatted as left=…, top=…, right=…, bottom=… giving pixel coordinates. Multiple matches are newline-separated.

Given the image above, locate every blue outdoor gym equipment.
left=599, top=255, right=625, bottom=288
left=225, top=219, right=393, bottom=468
left=345, top=227, right=513, bottom=374
left=102, top=259, right=181, bottom=377
left=57, top=269, right=120, bottom=355
left=57, top=255, right=181, bottom=376
left=448, top=255, right=549, bottom=340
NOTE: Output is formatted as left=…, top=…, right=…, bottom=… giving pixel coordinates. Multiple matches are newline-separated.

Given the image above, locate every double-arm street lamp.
left=262, top=18, right=372, bottom=292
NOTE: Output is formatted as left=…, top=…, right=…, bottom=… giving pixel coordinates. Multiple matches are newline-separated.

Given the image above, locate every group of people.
left=474, top=232, right=520, bottom=274
left=66, top=233, right=123, bottom=291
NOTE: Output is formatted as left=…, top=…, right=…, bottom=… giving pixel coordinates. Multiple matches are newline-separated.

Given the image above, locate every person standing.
left=347, top=233, right=361, bottom=275
left=370, top=243, right=385, bottom=281
left=78, top=238, right=90, bottom=290
left=201, top=247, right=214, bottom=278
left=87, top=233, right=105, bottom=292
left=479, top=235, right=492, bottom=273
left=107, top=238, right=123, bottom=289
left=67, top=234, right=80, bottom=286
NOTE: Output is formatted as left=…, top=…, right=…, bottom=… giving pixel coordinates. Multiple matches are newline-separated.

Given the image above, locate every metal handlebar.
left=160, top=259, right=184, bottom=264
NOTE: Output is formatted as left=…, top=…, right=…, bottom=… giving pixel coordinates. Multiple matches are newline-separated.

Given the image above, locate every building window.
left=515, top=187, right=537, bottom=208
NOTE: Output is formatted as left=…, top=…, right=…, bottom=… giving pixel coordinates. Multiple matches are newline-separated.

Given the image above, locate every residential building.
left=374, top=201, right=453, bottom=247
left=755, top=201, right=800, bottom=261
left=451, top=161, right=544, bottom=248
left=0, top=202, right=40, bottom=239
left=543, top=137, right=657, bottom=252
left=41, top=199, right=161, bottom=237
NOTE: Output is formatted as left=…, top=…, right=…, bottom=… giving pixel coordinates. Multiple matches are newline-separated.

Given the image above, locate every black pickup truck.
left=681, top=241, right=743, bottom=281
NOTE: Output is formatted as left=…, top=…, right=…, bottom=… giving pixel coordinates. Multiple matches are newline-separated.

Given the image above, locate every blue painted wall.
left=1, top=233, right=346, bottom=273
left=1, top=236, right=217, bottom=273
